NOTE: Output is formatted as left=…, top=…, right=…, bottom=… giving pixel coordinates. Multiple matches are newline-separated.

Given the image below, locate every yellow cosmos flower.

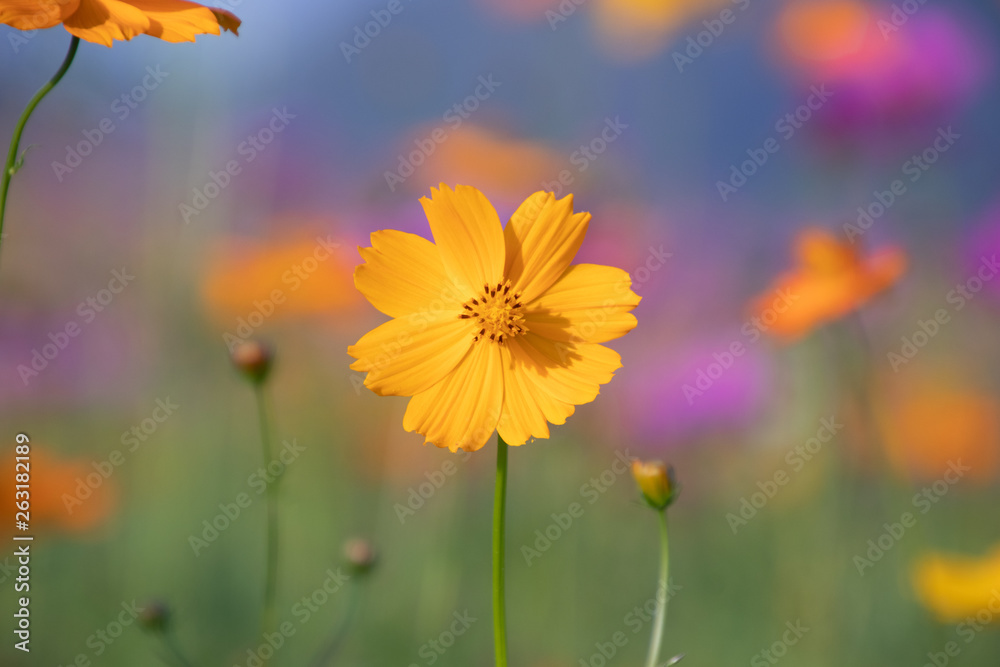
left=0, top=0, right=240, bottom=46
left=913, top=545, right=1000, bottom=623
left=348, top=185, right=641, bottom=452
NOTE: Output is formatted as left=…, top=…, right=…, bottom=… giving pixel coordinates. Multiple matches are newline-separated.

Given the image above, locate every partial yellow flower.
left=348, top=184, right=641, bottom=452
left=913, top=545, right=1000, bottom=623
left=631, top=459, right=676, bottom=510
left=0, top=0, right=240, bottom=47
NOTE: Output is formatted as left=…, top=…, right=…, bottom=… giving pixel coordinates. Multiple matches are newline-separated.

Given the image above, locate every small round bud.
left=631, top=460, right=677, bottom=510
left=343, top=538, right=377, bottom=575
left=231, top=340, right=273, bottom=384
left=138, top=601, right=170, bottom=632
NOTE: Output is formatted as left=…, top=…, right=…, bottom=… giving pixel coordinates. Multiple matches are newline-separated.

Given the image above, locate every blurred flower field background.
left=3, top=0, right=1000, bottom=665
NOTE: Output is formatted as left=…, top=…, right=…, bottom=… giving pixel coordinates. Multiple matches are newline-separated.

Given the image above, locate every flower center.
left=459, top=279, right=526, bottom=344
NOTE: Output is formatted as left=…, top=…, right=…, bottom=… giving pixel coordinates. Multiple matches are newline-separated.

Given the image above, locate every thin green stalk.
left=0, top=36, right=80, bottom=266
left=161, top=629, right=198, bottom=667
left=644, top=510, right=670, bottom=667
left=308, top=578, right=362, bottom=667
left=254, top=383, right=279, bottom=638
left=493, top=434, right=509, bottom=667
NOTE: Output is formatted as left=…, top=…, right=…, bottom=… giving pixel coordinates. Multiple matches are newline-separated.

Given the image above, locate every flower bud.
left=138, top=601, right=170, bottom=632
left=343, top=538, right=377, bottom=575
left=631, top=460, right=676, bottom=510
left=231, top=340, right=273, bottom=384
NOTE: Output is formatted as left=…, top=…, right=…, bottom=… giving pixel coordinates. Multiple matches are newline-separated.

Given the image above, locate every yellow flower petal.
left=504, top=191, right=590, bottom=303
left=63, top=0, right=150, bottom=45
left=347, top=310, right=470, bottom=397
left=127, top=0, right=221, bottom=42
left=354, top=230, right=462, bottom=319
left=525, top=263, right=640, bottom=343
left=510, top=333, right=621, bottom=407
left=402, top=342, right=504, bottom=452
left=420, top=184, right=505, bottom=294
left=1, top=0, right=78, bottom=30
left=496, top=343, right=574, bottom=446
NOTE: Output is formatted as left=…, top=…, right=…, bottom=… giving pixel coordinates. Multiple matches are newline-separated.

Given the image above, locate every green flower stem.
left=308, top=578, right=362, bottom=667
left=493, top=434, right=510, bottom=667
left=0, top=36, right=80, bottom=266
left=161, top=629, right=198, bottom=667
left=644, top=509, right=670, bottom=667
left=254, top=382, right=279, bottom=638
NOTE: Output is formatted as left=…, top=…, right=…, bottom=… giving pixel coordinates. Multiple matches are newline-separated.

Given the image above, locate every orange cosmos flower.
left=913, top=545, right=1000, bottom=623
left=0, top=0, right=240, bottom=46
left=879, top=378, right=999, bottom=483
left=348, top=185, right=641, bottom=452
left=751, top=228, right=906, bottom=341
left=2, top=445, right=115, bottom=537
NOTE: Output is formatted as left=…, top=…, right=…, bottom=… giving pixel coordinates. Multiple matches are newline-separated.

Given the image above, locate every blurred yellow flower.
left=879, top=378, right=999, bottom=483
left=751, top=228, right=906, bottom=341
left=592, top=0, right=730, bottom=61
left=0, top=0, right=240, bottom=46
left=349, top=184, right=640, bottom=452
left=201, top=231, right=361, bottom=328
left=913, top=545, right=1000, bottom=623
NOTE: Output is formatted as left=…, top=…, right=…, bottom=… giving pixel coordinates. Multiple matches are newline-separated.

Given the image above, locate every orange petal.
left=1, top=0, right=78, bottom=30
left=496, top=342, right=574, bottom=446
left=354, top=230, right=462, bottom=319
left=504, top=191, right=590, bottom=303
left=420, top=184, right=505, bottom=295
left=509, top=333, right=621, bottom=407
left=126, top=0, right=222, bottom=42
left=524, top=263, right=640, bottom=344
left=210, top=6, right=239, bottom=34
left=348, top=310, right=470, bottom=397
left=63, top=0, right=150, bottom=45
left=402, top=342, right=504, bottom=452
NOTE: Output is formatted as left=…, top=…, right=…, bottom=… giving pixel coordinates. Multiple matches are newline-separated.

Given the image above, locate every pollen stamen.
left=458, top=278, right=527, bottom=345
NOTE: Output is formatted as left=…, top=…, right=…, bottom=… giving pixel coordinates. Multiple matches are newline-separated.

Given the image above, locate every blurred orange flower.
left=349, top=185, right=640, bottom=452
left=401, top=125, right=564, bottom=203
left=775, top=0, right=882, bottom=67
left=0, top=0, right=240, bottom=46
left=751, top=228, right=906, bottom=341
left=913, top=545, right=1000, bottom=623
left=201, top=231, right=362, bottom=332
left=879, top=378, right=999, bottom=483
left=2, top=445, right=115, bottom=538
